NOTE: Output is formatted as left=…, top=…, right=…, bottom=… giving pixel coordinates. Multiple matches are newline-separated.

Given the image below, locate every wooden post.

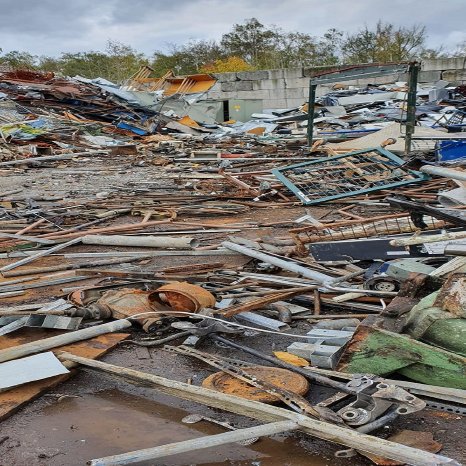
left=313, top=289, right=321, bottom=315
left=58, top=352, right=460, bottom=466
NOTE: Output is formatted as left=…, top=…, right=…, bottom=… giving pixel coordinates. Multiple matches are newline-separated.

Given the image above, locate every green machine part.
left=422, top=318, right=466, bottom=357
left=338, top=325, right=466, bottom=389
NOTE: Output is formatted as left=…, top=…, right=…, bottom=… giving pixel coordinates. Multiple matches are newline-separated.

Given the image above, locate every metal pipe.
left=222, top=241, right=332, bottom=284
left=1, top=255, right=152, bottom=278
left=420, top=165, right=466, bottom=182
left=221, top=241, right=396, bottom=297
left=0, top=237, right=82, bottom=273
left=0, top=319, right=132, bottom=363
left=307, top=83, right=317, bottom=146
left=0, top=150, right=109, bottom=167
left=82, top=234, right=199, bottom=249
left=404, top=62, right=419, bottom=155
left=89, top=421, right=298, bottom=465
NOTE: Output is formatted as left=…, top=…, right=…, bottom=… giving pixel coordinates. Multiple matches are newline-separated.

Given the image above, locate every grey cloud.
left=0, top=0, right=465, bottom=56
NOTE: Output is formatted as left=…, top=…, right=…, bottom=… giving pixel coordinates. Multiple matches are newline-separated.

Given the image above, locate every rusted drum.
left=149, top=282, right=216, bottom=313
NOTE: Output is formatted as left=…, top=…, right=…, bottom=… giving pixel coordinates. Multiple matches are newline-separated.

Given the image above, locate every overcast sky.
left=1, top=0, right=465, bottom=56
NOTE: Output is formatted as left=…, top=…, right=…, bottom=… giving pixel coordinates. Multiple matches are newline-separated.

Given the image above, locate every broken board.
left=0, top=329, right=129, bottom=421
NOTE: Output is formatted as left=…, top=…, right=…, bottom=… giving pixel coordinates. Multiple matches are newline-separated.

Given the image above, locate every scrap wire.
left=126, top=310, right=346, bottom=340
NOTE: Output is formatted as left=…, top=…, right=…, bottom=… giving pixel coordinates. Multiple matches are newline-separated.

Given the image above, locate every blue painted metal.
left=116, top=121, right=148, bottom=135
left=272, top=147, right=430, bottom=205
left=436, top=140, right=466, bottom=162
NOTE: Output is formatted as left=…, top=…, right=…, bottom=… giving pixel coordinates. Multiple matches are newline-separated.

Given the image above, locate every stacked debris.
left=0, top=66, right=465, bottom=466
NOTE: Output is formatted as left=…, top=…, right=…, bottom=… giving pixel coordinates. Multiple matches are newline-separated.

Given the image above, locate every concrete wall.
left=202, top=57, right=466, bottom=113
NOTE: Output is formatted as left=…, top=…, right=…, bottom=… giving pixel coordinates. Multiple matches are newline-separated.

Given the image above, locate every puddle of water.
left=3, top=389, right=330, bottom=466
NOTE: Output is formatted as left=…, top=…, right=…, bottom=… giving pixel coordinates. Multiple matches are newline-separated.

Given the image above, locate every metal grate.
left=290, top=213, right=448, bottom=246
left=272, top=147, right=429, bottom=205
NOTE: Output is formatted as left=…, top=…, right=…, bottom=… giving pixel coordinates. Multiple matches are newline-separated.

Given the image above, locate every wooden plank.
left=59, top=353, right=461, bottom=466
left=0, top=332, right=129, bottom=421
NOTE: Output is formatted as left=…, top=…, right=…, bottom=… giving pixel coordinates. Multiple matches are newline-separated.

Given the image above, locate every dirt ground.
left=0, top=157, right=465, bottom=466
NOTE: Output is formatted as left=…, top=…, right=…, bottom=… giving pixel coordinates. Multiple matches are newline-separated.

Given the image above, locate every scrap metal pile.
left=0, top=68, right=465, bottom=466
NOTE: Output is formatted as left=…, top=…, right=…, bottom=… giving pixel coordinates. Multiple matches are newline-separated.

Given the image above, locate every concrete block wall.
left=202, top=57, right=466, bottom=114
left=207, top=68, right=309, bottom=110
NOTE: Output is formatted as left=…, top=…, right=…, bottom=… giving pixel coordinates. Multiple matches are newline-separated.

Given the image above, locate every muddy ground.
left=0, top=157, right=464, bottom=465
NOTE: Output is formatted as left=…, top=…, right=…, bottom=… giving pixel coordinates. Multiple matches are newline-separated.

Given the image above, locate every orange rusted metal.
left=93, top=288, right=161, bottom=332
left=149, top=282, right=216, bottom=313
left=202, top=366, right=309, bottom=403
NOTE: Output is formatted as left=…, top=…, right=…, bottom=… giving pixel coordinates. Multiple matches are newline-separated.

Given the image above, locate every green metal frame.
left=272, top=146, right=430, bottom=205
left=306, top=62, right=419, bottom=154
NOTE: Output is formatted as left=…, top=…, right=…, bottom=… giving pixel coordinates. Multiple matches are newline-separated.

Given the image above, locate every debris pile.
left=0, top=66, right=465, bottom=466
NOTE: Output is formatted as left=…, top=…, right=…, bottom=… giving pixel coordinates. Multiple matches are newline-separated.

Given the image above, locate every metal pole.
left=0, top=319, right=132, bottom=363
left=89, top=421, right=299, bottom=465
left=420, top=165, right=466, bottom=182
left=82, top=234, right=199, bottom=249
left=0, top=237, right=82, bottom=273
left=307, top=82, right=317, bottom=147
left=405, top=62, right=420, bottom=155
left=222, top=240, right=333, bottom=284
left=221, top=241, right=397, bottom=297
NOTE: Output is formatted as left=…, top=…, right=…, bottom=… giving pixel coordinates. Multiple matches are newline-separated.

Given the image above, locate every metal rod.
left=89, top=421, right=299, bottom=465
left=0, top=319, right=132, bottom=363
left=211, top=335, right=352, bottom=393
left=222, top=241, right=396, bottom=297
left=0, top=237, right=82, bottom=273
left=0, top=232, right=56, bottom=245
left=222, top=241, right=332, bottom=284
left=0, top=150, right=109, bottom=167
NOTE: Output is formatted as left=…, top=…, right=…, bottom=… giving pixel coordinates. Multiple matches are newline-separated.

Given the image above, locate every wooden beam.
left=58, top=352, right=460, bottom=466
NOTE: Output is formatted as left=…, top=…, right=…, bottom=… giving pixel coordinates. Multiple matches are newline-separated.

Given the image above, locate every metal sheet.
left=0, top=352, right=69, bottom=390
left=0, top=316, right=28, bottom=336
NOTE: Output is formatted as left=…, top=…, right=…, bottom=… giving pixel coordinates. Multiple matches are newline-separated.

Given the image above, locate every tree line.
left=1, top=19, right=464, bottom=83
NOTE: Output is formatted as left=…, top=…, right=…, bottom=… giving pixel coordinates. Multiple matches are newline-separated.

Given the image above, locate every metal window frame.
left=272, top=146, right=430, bottom=205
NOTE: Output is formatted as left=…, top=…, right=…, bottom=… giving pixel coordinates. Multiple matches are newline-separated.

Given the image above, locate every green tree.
left=342, top=21, right=426, bottom=63
left=151, top=40, right=224, bottom=75
left=37, top=55, right=62, bottom=73
left=0, top=50, right=37, bottom=69
left=52, top=41, right=148, bottom=83
left=221, top=18, right=276, bottom=66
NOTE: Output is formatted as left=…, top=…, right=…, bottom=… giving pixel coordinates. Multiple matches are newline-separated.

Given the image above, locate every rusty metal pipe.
left=82, top=234, right=199, bottom=249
